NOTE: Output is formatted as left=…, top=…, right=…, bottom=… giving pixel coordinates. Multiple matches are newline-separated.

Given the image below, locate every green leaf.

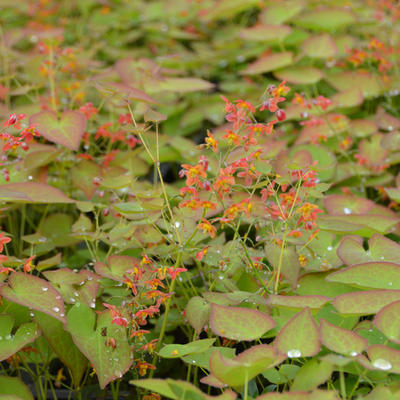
left=0, top=314, right=40, bottom=361
left=0, top=377, right=33, bottom=400
left=367, top=344, right=400, bottom=373
left=66, top=303, right=133, bottom=389
left=373, top=300, right=400, bottom=344
left=260, top=0, right=304, bottom=24
left=209, top=345, right=285, bottom=388
left=94, top=255, right=138, bottom=282
left=159, top=339, right=216, bottom=359
left=291, top=359, right=333, bottom=391
left=332, top=290, right=400, bottom=315
left=0, top=273, right=66, bottom=323
left=201, top=0, right=260, bottom=22
left=241, top=52, right=293, bottom=75
left=185, top=296, right=210, bottom=334
left=294, top=8, right=356, bottom=31
left=29, top=110, right=86, bottom=151
left=275, top=308, right=320, bottom=358
left=210, top=303, right=275, bottom=341
left=130, top=379, right=176, bottom=399
left=240, top=24, right=292, bottom=43
left=326, top=262, right=400, bottom=290
left=320, top=318, right=367, bottom=356
left=297, top=272, right=355, bottom=297
left=34, top=311, right=87, bottom=387
left=146, top=78, right=214, bottom=94
left=181, top=346, right=236, bottom=370
left=0, top=183, right=74, bottom=203
left=71, top=160, right=101, bottom=200
left=267, top=295, right=329, bottom=310
left=301, top=34, right=337, bottom=59
left=274, top=66, right=323, bottom=85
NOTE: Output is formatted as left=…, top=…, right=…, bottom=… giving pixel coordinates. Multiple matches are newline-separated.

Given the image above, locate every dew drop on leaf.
left=52, top=307, right=60, bottom=313
left=42, top=287, right=48, bottom=291
left=373, top=358, right=392, bottom=370
left=287, top=349, right=302, bottom=358
left=343, top=207, right=351, bottom=214
left=350, top=351, right=358, bottom=356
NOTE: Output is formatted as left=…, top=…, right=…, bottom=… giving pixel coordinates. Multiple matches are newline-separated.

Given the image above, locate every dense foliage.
left=1, top=0, right=400, bottom=399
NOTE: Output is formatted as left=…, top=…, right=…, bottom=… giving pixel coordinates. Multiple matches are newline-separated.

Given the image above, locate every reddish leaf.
left=373, top=300, right=400, bottom=344
left=30, top=110, right=86, bottom=151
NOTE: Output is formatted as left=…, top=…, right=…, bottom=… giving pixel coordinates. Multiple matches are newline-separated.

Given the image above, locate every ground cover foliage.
left=0, top=0, right=400, bottom=399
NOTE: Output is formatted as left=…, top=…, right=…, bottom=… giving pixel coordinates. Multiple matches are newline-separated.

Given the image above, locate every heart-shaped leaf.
left=267, top=295, right=330, bottom=310
left=274, top=67, right=323, bottom=85
left=301, top=34, right=337, bottom=58
left=0, top=183, right=74, bottom=204
left=327, top=262, right=400, bottom=290
left=34, top=311, right=87, bottom=387
left=185, top=296, right=210, bottom=334
left=0, top=314, right=40, bottom=361
left=209, top=345, right=284, bottom=388
left=0, top=273, right=66, bottom=323
left=275, top=308, right=320, bottom=358
left=332, top=290, right=400, bottom=315
left=291, top=359, right=333, bottom=391
left=210, top=304, right=275, bottom=341
left=324, top=195, right=374, bottom=216
left=159, top=339, right=215, bottom=359
left=373, top=300, right=400, bottom=344
left=30, top=110, right=86, bottom=151
left=94, top=255, right=140, bottom=282
left=71, top=160, right=101, bottom=200
left=0, top=377, right=33, bottom=400
left=320, top=318, right=367, bottom=356
left=66, top=303, right=133, bottom=389
left=240, top=24, right=292, bottom=43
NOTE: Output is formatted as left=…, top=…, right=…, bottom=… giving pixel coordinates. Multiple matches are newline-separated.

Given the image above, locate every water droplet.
left=52, top=307, right=60, bottom=313
left=79, top=281, right=85, bottom=285
left=28, top=175, right=33, bottom=180
left=56, top=295, right=61, bottom=300
left=30, top=312, right=34, bottom=317
left=70, top=298, right=76, bottom=303
left=87, top=276, right=93, bottom=281
left=60, top=313, right=65, bottom=317
left=90, top=302, right=96, bottom=308
left=343, top=207, right=351, bottom=214
left=350, top=351, right=358, bottom=356
left=5, top=334, right=12, bottom=340
left=74, top=292, right=79, bottom=297
left=373, top=358, right=392, bottom=370
left=388, top=282, right=393, bottom=286
left=175, top=221, right=180, bottom=228
left=327, top=246, right=333, bottom=251
left=42, top=287, right=48, bottom=291
left=287, top=349, right=301, bottom=358
left=380, top=256, right=385, bottom=260
left=388, top=125, right=393, bottom=131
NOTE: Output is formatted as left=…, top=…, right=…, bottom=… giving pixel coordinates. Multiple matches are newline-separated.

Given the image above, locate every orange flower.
left=198, top=219, right=217, bottom=238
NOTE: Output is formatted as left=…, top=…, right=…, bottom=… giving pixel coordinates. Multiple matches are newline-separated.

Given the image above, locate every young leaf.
left=291, top=359, right=333, bottom=391
left=301, top=34, right=337, bottom=58
left=267, top=295, right=330, bottom=310
left=0, top=314, right=40, bottom=361
left=0, top=376, right=33, bottom=400
left=367, top=344, right=400, bottom=373
left=332, top=290, right=400, bottom=315
left=34, top=311, right=87, bottom=387
left=29, top=110, right=86, bottom=151
left=158, top=339, right=216, bottom=359
left=241, top=52, right=293, bottom=75
left=275, top=308, right=320, bottom=358
left=66, top=303, right=133, bottom=389
left=326, top=262, right=400, bottom=290
left=320, top=318, right=367, bottom=356
left=185, top=296, right=210, bottom=334
left=210, top=303, right=275, bottom=341
left=373, top=300, right=400, bottom=344
left=0, top=273, right=66, bottom=323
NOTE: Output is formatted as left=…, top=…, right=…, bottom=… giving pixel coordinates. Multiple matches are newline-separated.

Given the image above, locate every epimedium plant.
left=1, top=0, right=400, bottom=400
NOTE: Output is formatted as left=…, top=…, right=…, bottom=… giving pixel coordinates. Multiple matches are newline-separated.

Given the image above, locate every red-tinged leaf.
left=359, top=134, right=388, bottom=167
left=330, top=88, right=363, bottom=109
left=337, top=236, right=370, bottom=266
left=240, top=24, right=292, bottom=43
left=294, top=8, right=356, bottom=31
left=209, top=304, right=275, bottom=341
left=241, top=52, right=293, bottom=75
left=375, top=107, right=400, bottom=131
left=373, top=300, right=400, bottom=344
left=66, top=303, right=133, bottom=389
left=301, top=34, right=337, bottom=58
left=94, top=255, right=139, bottom=282
left=105, top=83, right=157, bottom=103
left=367, top=344, right=400, bottom=373
left=0, top=376, right=34, bottom=400
left=327, top=262, right=400, bottom=290
left=259, top=0, right=304, bottom=24
left=320, top=318, right=367, bottom=356
left=23, top=146, right=62, bottom=170
left=369, top=234, right=400, bottom=263
left=209, top=345, right=284, bottom=388
left=274, top=66, right=323, bottom=85
left=200, top=0, right=260, bottom=22
left=0, top=314, right=40, bottom=362
left=325, top=71, right=385, bottom=99
left=146, top=77, right=214, bottom=94
left=34, top=311, right=87, bottom=387
left=0, top=182, right=74, bottom=203
left=29, top=110, right=86, bottom=151
left=324, top=195, right=374, bottom=216
left=267, top=295, right=330, bottom=310
left=0, top=272, right=66, bottom=323
left=362, top=386, right=399, bottom=400
left=349, top=119, right=377, bottom=138
left=71, top=160, right=101, bottom=200
left=185, top=296, right=210, bottom=334
left=332, top=290, right=400, bottom=315
left=275, top=308, right=320, bottom=358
